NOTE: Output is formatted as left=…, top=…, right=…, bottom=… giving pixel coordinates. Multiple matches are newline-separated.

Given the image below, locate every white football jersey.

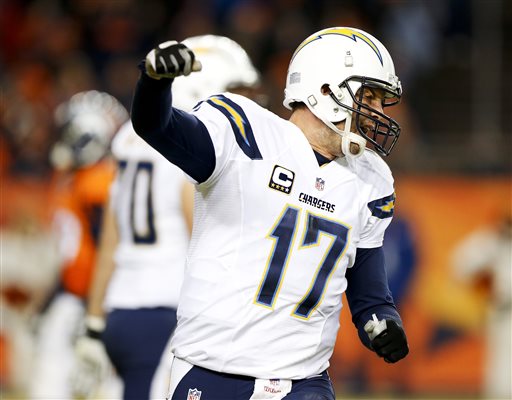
left=170, top=93, right=395, bottom=379
left=104, top=122, right=188, bottom=310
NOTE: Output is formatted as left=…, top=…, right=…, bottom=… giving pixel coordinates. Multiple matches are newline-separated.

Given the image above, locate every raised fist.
left=145, top=41, right=202, bottom=80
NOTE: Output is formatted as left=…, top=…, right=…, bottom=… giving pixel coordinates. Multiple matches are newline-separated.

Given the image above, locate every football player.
left=29, top=90, right=128, bottom=399
left=131, top=27, right=409, bottom=399
left=76, top=35, right=262, bottom=400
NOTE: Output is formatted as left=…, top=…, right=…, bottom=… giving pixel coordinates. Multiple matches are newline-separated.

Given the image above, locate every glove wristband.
left=85, top=315, right=106, bottom=339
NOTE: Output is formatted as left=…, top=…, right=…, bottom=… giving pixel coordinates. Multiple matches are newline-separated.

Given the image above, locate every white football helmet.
left=284, top=27, right=402, bottom=158
left=50, top=91, right=129, bottom=170
left=172, top=34, right=260, bottom=111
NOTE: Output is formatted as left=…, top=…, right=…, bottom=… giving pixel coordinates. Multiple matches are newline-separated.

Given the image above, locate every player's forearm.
left=131, top=63, right=174, bottom=139
left=346, top=247, right=403, bottom=349
left=87, top=205, right=118, bottom=318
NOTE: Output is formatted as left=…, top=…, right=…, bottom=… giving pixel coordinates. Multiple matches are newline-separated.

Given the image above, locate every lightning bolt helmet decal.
left=291, top=27, right=383, bottom=66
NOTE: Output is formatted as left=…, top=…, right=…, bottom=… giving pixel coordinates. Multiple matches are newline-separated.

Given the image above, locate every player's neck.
left=289, top=108, right=339, bottom=161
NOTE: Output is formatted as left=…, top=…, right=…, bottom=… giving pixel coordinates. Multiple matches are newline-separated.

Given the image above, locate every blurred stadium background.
left=1, top=0, right=510, bottom=399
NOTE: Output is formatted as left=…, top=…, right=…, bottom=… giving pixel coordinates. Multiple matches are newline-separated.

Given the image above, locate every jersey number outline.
left=118, top=160, right=156, bottom=244
left=254, top=204, right=350, bottom=320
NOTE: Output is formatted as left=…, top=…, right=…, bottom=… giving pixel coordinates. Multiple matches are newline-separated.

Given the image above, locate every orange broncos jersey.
left=50, top=159, right=115, bottom=298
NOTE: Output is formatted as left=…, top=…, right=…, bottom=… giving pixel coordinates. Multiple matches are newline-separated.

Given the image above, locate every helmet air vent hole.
left=320, top=84, right=331, bottom=96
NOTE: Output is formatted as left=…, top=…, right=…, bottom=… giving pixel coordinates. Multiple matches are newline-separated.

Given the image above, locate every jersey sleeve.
left=190, top=93, right=262, bottom=186
left=357, top=152, right=396, bottom=248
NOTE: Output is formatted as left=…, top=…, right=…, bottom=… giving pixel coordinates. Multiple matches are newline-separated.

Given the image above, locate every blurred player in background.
left=452, top=213, right=512, bottom=400
left=74, top=35, right=262, bottom=400
left=29, top=90, right=128, bottom=399
left=0, top=204, right=60, bottom=396
left=131, top=27, right=409, bottom=399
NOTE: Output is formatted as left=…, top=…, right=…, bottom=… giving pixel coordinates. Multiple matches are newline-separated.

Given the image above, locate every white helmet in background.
left=50, top=90, right=129, bottom=170
left=172, top=34, right=261, bottom=111
left=284, top=27, right=402, bottom=158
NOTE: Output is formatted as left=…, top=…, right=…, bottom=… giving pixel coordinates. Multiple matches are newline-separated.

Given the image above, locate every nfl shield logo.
left=315, top=177, right=325, bottom=191
left=187, top=388, right=202, bottom=400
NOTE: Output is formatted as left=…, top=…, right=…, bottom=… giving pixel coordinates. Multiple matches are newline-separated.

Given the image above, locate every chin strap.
left=322, top=116, right=367, bottom=160
left=341, top=130, right=367, bottom=159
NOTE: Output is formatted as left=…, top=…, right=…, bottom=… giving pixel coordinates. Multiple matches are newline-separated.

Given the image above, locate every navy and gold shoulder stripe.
left=206, top=94, right=262, bottom=160
left=367, top=192, right=395, bottom=219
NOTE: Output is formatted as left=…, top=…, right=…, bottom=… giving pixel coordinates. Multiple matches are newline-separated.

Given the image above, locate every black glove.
left=371, top=319, right=409, bottom=363
left=145, top=41, right=202, bottom=80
